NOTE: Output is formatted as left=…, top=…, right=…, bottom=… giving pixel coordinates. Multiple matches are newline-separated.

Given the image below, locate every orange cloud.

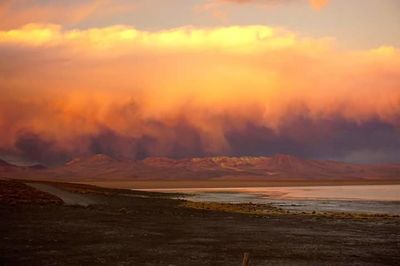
left=202, top=0, right=330, bottom=10
left=197, top=0, right=330, bottom=22
left=309, top=0, right=329, bottom=10
left=0, top=24, right=399, bottom=163
left=0, top=0, right=136, bottom=30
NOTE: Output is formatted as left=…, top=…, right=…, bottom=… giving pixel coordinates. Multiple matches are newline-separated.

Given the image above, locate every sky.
left=0, top=0, right=399, bottom=165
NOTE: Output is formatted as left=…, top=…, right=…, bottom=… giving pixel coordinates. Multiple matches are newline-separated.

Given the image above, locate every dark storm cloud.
left=85, top=120, right=206, bottom=161
left=9, top=115, right=400, bottom=165
left=14, top=132, right=71, bottom=165
left=225, top=117, right=400, bottom=163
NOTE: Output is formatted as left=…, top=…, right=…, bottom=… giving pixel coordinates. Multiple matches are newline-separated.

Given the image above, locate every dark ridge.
left=27, top=164, right=48, bottom=170
left=0, top=159, right=16, bottom=167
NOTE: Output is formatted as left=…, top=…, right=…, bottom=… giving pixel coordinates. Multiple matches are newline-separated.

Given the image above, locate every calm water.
left=142, top=185, right=400, bottom=215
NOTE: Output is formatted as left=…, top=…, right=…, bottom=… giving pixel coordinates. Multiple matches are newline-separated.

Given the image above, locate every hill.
left=1, top=154, right=399, bottom=181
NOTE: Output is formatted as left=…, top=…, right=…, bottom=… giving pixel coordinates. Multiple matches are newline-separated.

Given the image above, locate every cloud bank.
left=0, top=24, right=399, bottom=164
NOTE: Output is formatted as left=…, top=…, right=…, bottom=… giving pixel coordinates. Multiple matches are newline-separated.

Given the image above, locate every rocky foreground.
left=1, top=179, right=399, bottom=265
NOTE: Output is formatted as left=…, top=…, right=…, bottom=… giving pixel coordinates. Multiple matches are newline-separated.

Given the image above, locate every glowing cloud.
left=0, top=23, right=300, bottom=51
left=0, top=24, right=399, bottom=164
left=309, top=0, right=329, bottom=10
left=204, top=0, right=330, bottom=10
left=198, top=0, right=330, bottom=23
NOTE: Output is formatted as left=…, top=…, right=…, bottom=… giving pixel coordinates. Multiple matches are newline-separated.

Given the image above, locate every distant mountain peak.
left=143, top=157, right=176, bottom=163
left=27, top=164, right=48, bottom=170
left=2, top=154, right=400, bottom=181
left=267, top=154, right=306, bottom=168
left=90, top=154, right=115, bottom=162
left=66, top=154, right=116, bottom=166
left=271, top=154, right=299, bottom=159
left=270, top=154, right=302, bottom=161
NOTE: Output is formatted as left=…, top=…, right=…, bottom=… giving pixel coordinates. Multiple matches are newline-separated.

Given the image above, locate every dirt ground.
left=1, top=180, right=399, bottom=265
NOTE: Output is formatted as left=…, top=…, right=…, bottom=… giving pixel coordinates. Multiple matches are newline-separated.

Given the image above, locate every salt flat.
left=143, top=185, right=400, bottom=215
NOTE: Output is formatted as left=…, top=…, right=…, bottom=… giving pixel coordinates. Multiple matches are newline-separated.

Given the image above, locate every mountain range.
left=1, top=154, right=400, bottom=181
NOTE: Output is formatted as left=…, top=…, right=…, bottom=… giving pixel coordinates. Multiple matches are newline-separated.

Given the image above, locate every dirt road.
left=27, top=183, right=96, bottom=206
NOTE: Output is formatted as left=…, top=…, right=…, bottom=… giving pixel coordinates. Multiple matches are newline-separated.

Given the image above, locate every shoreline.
left=79, top=179, right=400, bottom=189
left=140, top=185, right=400, bottom=215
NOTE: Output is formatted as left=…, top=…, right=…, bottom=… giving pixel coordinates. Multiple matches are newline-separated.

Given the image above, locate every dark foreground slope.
left=1, top=180, right=399, bottom=265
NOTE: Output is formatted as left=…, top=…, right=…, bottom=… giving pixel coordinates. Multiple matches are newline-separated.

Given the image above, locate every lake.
left=141, top=185, right=400, bottom=215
